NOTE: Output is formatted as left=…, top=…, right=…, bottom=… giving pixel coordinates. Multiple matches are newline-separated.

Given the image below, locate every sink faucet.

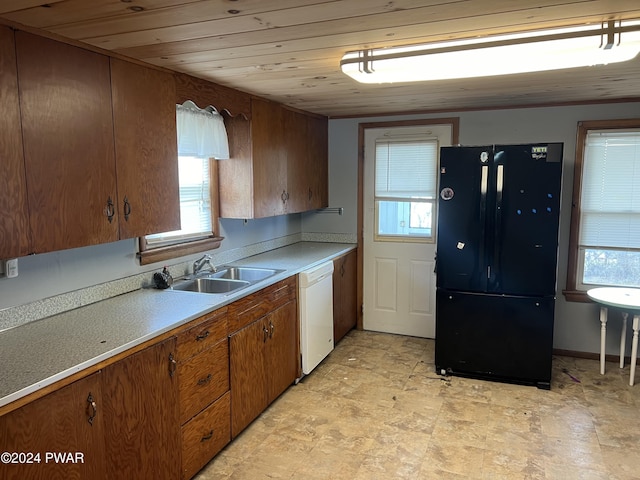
left=193, top=254, right=216, bottom=275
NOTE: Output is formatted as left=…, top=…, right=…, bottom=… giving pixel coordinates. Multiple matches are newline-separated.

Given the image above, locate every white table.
left=587, top=287, right=640, bottom=386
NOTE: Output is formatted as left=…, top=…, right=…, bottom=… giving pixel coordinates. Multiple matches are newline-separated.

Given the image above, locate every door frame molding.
left=356, top=118, right=460, bottom=330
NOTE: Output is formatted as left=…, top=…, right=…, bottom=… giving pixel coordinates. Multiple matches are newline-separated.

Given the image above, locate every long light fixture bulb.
left=340, top=20, right=640, bottom=83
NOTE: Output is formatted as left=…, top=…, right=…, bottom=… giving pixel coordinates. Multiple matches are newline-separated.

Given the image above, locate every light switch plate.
left=6, top=258, right=18, bottom=278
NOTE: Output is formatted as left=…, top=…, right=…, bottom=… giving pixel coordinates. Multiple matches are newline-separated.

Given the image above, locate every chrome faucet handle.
left=193, top=254, right=213, bottom=275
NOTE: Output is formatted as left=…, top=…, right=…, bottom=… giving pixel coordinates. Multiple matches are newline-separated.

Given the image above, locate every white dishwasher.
left=299, top=261, right=334, bottom=375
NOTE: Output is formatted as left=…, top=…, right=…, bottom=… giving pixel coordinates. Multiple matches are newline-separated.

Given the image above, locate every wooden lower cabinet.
left=0, top=372, right=106, bottom=480
left=0, top=276, right=303, bottom=479
left=230, top=299, right=298, bottom=438
left=265, top=301, right=298, bottom=403
left=333, top=249, right=358, bottom=344
left=102, top=337, right=181, bottom=480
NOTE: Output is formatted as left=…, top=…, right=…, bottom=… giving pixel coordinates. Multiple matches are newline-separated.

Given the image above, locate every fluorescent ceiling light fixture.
left=341, top=20, right=640, bottom=83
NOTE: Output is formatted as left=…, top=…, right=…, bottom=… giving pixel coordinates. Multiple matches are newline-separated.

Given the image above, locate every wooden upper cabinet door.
left=0, top=372, right=106, bottom=480
left=110, top=58, right=180, bottom=239
left=251, top=98, right=287, bottom=218
left=0, top=27, right=30, bottom=259
left=307, top=114, right=329, bottom=210
left=102, top=337, right=181, bottom=480
left=283, top=108, right=309, bottom=214
left=16, top=31, right=118, bottom=254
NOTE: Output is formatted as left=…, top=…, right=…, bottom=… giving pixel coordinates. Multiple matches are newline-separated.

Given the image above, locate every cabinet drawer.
left=179, top=340, right=229, bottom=424
left=176, top=307, right=228, bottom=361
left=181, top=391, right=230, bottom=480
left=228, top=276, right=296, bottom=333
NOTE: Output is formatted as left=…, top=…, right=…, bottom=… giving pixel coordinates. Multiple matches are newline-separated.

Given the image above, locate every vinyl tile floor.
left=195, top=330, right=640, bottom=480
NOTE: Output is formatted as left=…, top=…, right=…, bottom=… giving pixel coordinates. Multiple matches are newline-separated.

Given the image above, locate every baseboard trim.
left=553, top=348, right=639, bottom=365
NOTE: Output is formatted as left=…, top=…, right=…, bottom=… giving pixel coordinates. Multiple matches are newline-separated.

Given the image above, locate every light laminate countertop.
left=0, top=242, right=355, bottom=409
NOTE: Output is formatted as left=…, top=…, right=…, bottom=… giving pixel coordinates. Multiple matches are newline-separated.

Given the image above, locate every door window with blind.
left=374, top=138, right=438, bottom=242
left=568, top=120, right=640, bottom=293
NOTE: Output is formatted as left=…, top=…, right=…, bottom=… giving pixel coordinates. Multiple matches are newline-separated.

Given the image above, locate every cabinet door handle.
left=86, top=393, right=97, bottom=425
left=123, top=196, right=131, bottom=221
left=340, top=264, right=345, bottom=277
left=196, top=330, right=210, bottom=341
left=308, top=188, right=313, bottom=201
left=197, top=374, right=213, bottom=386
left=168, top=353, right=177, bottom=378
left=269, top=321, right=274, bottom=339
left=281, top=190, right=287, bottom=203
left=105, top=197, right=115, bottom=223
left=201, top=430, right=214, bottom=442
left=263, top=325, right=269, bottom=343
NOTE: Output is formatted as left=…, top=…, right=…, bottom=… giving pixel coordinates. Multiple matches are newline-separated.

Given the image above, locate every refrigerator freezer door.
left=436, top=146, right=492, bottom=292
left=435, top=289, right=554, bottom=388
left=489, top=144, right=563, bottom=296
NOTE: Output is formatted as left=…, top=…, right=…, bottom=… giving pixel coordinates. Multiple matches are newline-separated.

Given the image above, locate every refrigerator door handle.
left=480, top=165, right=489, bottom=195
left=479, top=165, right=489, bottom=288
left=496, top=164, right=504, bottom=196
left=492, top=164, right=505, bottom=289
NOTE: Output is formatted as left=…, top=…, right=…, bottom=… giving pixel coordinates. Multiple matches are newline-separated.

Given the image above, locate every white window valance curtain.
left=176, top=100, right=230, bottom=159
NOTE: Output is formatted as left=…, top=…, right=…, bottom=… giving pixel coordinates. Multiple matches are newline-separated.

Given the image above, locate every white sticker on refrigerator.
left=440, top=187, right=454, bottom=200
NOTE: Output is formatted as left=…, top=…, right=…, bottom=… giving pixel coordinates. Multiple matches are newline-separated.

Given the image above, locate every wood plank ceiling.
left=1, top=0, right=640, bottom=118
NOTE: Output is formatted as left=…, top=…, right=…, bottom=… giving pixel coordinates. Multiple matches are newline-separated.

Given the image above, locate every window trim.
left=564, top=118, right=640, bottom=302
left=138, top=158, right=223, bottom=265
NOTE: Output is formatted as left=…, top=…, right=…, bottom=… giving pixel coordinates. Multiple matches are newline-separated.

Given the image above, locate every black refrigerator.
left=435, top=143, right=563, bottom=389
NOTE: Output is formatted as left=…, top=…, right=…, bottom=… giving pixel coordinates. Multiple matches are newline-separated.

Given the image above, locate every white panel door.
left=363, top=125, right=452, bottom=338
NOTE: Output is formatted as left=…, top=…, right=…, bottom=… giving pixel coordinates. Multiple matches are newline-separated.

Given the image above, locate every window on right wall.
left=566, top=119, right=640, bottom=301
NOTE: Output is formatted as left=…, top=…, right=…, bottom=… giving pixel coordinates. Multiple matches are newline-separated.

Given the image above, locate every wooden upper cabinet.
left=307, top=114, right=329, bottom=210
left=285, top=109, right=329, bottom=213
left=16, top=31, right=118, bottom=254
left=283, top=107, right=309, bottom=213
left=219, top=97, right=328, bottom=219
left=0, top=26, right=30, bottom=259
left=110, top=58, right=180, bottom=239
left=252, top=97, right=288, bottom=217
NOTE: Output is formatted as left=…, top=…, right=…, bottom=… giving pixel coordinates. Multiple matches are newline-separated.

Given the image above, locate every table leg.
left=630, top=315, right=639, bottom=387
left=600, top=307, right=607, bottom=375
left=620, top=312, right=628, bottom=369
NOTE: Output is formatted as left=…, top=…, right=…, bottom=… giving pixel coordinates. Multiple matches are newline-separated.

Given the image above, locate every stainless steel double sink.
left=171, top=266, right=284, bottom=295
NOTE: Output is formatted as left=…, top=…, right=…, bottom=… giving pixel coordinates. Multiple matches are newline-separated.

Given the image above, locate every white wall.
left=309, top=102, right=640, bottom=355
left=0, top=214, right=302, bottom=310
left=4, top=101, right=640, bottom=356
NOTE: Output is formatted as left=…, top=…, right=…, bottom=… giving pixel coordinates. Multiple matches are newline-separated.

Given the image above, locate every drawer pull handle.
left=197, top=374, right=213, bottom=386
left=201, top=430, right=214, bottom=442
left=86, top=393, right=97, bottom=425
left=196, top=330, right=210, bottom=341
left=270, top=321, right=274, bottom=339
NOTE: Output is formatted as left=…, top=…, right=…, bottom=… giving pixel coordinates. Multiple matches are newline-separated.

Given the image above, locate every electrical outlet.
left=6, top=258, right=18, bottom=278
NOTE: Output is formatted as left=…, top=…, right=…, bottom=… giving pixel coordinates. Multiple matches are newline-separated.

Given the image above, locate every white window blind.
left=146, top=156, right=212, bottom=246
left=375, top=140, right=438, bottom=199
left=580, top=130, right=640, bottom=249
left=145, top=101, right=229, bottom=248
